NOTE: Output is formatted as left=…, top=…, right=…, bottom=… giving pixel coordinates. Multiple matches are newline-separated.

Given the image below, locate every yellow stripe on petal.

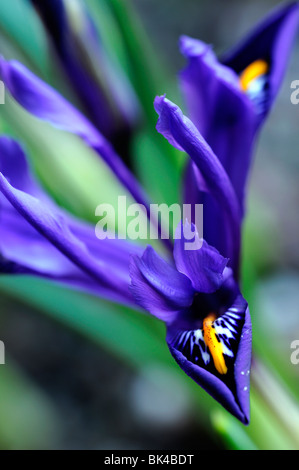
left=240, top=60, right=269, bottom=92
left=203, top=314, right=228, bottom=375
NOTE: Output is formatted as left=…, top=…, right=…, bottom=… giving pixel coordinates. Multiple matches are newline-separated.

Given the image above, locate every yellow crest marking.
left=203, top=313, right=228, bottom=375
left=240, top=59, right=269, bottom=92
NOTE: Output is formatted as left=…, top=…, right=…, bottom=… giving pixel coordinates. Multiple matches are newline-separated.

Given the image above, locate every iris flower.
left=0, top=3, right=297, bottom=425
left=181, top=2, right=299, bottom=264
left=130, top=96, right=251, bottom=424
left=130, top=3, right=298, bottom=424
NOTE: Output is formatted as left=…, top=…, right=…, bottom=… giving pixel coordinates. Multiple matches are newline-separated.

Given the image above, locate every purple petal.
left=130, top=245, right=194, bottom=322
left=233, top=305, right=252, bottom=423
left=167, top=293, right=251, bottom=424
left=0, top=59, right=150, bottom=217
left=180, top=4, right=298, bottom=258
left=0, top=173, right=126, bottom=292
left=0, top=205, right=135, bottom=305
left=0, top=136, right=36, bottom=193
left=179, top=37, right=255, bottom=265
left=154, top=95, right=241, bottom=274
left=0, top=59, right=101, bottom=145
left=174, top=222, right=228, bottom=294
left=179, top=36, right=256, bottom=210
left=222, top=2, right=299, bottom=121
left=0, top=137, right=143, bottom=304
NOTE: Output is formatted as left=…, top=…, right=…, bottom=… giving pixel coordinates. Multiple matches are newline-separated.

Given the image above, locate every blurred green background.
left=0, top=0, right=298, bottom=450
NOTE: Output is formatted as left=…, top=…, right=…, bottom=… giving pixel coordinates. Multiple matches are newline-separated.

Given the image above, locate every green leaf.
left=132, top=130, right=183, bottom=206
left=0, top=0, right=49, bottom=75
left=212, top=411, right=258, bottom=450
left=0, top=276, right=169, bottom=369
left=104, top=0, right=183, bottom=171
left=0, top=275, right=218, bottom=440
left=246, top=388, right=298, bottom=450
left=84, top=0, right=133, bottom=75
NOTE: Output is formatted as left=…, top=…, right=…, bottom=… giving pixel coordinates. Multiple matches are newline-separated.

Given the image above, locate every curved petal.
left=180, top=5, right=298, bottom=261
left=130, top=245, right=194, bottom=323
left=167, top=293, right=251, bottom=424
left=179, top=37, right=255, bottom=266
left=0, top=136, right=144, bottom=262
left=0, top=136, right=37, bottom=194
left=174, top=221, right=228, bottom=293
left=0, top=59, right=150, bottom=215
left=0, top=173, right=129, bottom=293
left=154, top=95, right=241, bottom=274
left=0, top=137, right=142, bottom=304
left=179, top=36, right=256, bottom=210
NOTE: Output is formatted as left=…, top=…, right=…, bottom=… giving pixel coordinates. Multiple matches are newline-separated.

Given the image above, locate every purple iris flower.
left=0, top=3, right=297, bottom=425
left=130, top=96, right=251, bottom=424
left=129, top=4, right=298, bottom=424
left=30, top=0, right=140, bottom=159
left=0, top=135, right=143, bottom=306
left=180, top=2, right=299, bottom=264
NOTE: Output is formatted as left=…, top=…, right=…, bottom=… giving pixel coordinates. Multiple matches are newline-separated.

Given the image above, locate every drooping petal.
left=0, top=59, right=150, bottom=215
left=129, top=219, right=252, bottom=423
left=174, top=221, right=228, bottom=294
left=154, top=95, right=241, bottom=274
left=0, top=173, right=125, bottom=292
left=0, top=135, right=144, bottom=263
left=130, top=245, right=194, bottom=322
left=167, top=292, right=251, bottom=424
left=0, top=137, right=142, bottom=304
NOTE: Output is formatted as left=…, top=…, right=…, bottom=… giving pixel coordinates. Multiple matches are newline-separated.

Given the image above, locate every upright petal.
left=179, top=36, right=256, bottom=209
left=154, top=95, right=241, bottom=274
left=180, top=3, right=298, bottom=242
